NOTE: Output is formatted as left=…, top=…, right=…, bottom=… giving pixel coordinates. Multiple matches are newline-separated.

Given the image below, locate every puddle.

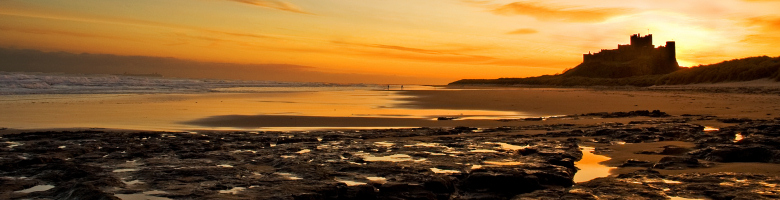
left=483, top=160, right=524, bottom=166
left=219, top=187, right=246, bottom=194
left=14, top=185, right=54, bottom=193
left=366, top=176, right=387, bottom=184
left=663, top=179, right=682, bottom=184
left=612, top=141, right=626, bottom=145
left=275, top=172, right=303, bottom=180
left=668, top=197, right=706, bottom=200
left=335, top=178, right=367, bottom=186
left=374, top=142, right=394, bottom=147
left=358, top=153, right=426, bottom=162
left=573, top=147, right=615, bottom=183
left=296, top=149, right=311, bottom=154
left=404, top=142, right=441, bottom=147
left=113, top=168, right=138, bottom=173
left=469, top=149, right=498, bottom=153
left=4, top=141, right=22, bottom=148
left=496, top=143, right=530, bottom=151
left=123, top=179, right=142, bottom=185
left=430, top=168, right=461, bottom=174
left=703, top=126, right=719, bottom=132
left=232, top=149, right=258, bottom=154
left=489, top=142, right=530, bottom=151
left=115, top=190, right=171, bottom=200
left=734, top=133, right=744, bottom=142
left=217, top=164, right=234, bottom=168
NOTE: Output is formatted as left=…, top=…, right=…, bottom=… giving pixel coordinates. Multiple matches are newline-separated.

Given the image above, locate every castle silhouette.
left=563, top=34, right=680, bottom=78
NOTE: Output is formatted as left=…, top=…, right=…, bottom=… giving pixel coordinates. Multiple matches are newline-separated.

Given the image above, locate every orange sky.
left=1, top=0, right=780, bottom=84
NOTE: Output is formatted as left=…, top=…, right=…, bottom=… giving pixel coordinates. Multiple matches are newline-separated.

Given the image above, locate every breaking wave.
left=0, top=72, right=378, bottom=95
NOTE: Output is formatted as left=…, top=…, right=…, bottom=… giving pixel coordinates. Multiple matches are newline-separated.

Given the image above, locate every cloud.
left=332, top=41, right=497, bottom=63
left=0, top=26, right=131, bottom=41
left=741, top=16, right=780, bottom=44
left=491, top=2, right=631, bottom=23
left=0, top=11, right=281, bottom=42
left=507, top=28, right=538, bottom=34
left=225, top=0, right=311, bottom=14
left=746, top=16, right=780, bottom=31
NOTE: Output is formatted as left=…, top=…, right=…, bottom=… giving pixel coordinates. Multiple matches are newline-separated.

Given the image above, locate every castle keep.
left=563, top=34, right=680, bottom=78
left=583, top=34, right=676, bottom=63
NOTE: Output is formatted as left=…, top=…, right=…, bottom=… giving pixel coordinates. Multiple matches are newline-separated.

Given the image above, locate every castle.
left=583, top=34, right=675, bottom=63
left=564, top=34, right=679, bottom=78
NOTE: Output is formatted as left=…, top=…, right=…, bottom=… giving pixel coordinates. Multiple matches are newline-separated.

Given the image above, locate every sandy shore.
left=400, top=87, right=780, bottom=119
left=3, top=83, right=780, bottom=199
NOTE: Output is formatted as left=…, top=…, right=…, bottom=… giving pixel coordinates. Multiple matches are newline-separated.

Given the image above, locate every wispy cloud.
left=0, top=11, right=280, bottom=42
left=491, top=2, right=631, bottom=23
left=225, top=0, right=311, bottom=14
left=746, top=16, right=780, bottom=31
left=507, top=28, right=538, bottom=34
left=741, top=16, right=780, bottom=44
left=0, top=26, right=132, bottom=41
left=332, top=41, right=497, bottom=63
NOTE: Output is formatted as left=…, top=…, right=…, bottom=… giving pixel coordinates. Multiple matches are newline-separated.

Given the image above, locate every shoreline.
left=2, top=112, right=779, bottom=199
left=3, top=84, right=780, bottom=199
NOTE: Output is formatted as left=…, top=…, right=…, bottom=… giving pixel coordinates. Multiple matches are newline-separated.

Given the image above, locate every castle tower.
left=665, top=41, right=676, bottom=61
left=630, top=34, right=653, bottom=48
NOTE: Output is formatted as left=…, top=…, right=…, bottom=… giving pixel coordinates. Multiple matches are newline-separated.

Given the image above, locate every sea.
left=0, top=72, right=524, bottom=131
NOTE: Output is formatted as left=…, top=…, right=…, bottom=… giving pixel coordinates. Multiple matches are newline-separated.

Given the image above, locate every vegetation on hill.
left=450, top=56, right=780, bottom=86
left=658, top=56, right=780, bottom=84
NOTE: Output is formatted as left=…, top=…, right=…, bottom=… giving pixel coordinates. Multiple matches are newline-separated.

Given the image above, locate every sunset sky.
left=1, top=0, right=780, bottom=84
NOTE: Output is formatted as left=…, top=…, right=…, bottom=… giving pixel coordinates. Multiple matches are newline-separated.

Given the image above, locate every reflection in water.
left=734, top=133, right=744, bottom=142
left=335, top=178, right=367, bottom=186
left=275, top=172, right=303, bottom=180
left=430, top=168, right=461, bottom=174
left=219, top=187, right=246, bottom=194
left=14, top=185, right=54, bottom=193
left=0, top=87, right=528, bottom=131
left=483, top=160, right=524, bottom=166
left=366, top=177, right=387, bottom=184
left=573, top=147, right=615, bottom=183
left=358, top=153, right=427, bottom=162
left=489, top=142, right=530, bottom=151
left=704, top=126, right=719, bottom=132
left=668, top=197, right=706, bottom=200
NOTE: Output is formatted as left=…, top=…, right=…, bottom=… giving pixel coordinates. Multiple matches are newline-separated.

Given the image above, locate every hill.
left=450, top=56, right=780, bottom=87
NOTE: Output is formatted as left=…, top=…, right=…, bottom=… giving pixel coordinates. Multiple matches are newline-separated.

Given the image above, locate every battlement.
left=570, top=33, right=680, bottom=78
left=583, top=34, right=675, bottom=63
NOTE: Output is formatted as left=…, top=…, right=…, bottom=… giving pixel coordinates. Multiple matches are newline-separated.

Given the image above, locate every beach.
left=2, top=83, right=780, bottom=199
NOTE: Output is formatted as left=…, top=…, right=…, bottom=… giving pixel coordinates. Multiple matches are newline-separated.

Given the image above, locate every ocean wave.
left=0, top=72, right=378, bottom=95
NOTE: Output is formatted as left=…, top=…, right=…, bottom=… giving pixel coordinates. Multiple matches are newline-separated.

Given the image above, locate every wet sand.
left=400, top=87, right=780, bottom=119
left=3, top=83, right=780, bottom=199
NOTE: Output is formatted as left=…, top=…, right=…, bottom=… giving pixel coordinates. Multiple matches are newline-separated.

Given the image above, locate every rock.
left=652, top=156, right=711, bottom=170
left=619, top=159, right=654, bottom=168
left=690, top=145, right=775, bottom=163
left=53, top=183, right=121, bottom=200
left=437, top=117, right=458, bottom=121
left=461, top=169, right=543, bottom=197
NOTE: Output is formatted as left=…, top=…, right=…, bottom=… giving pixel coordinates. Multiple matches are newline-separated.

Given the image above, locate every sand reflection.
left=0, top=87, right=527, bottom=131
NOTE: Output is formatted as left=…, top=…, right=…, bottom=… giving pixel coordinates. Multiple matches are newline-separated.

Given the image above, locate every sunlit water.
left=574, top=147, right=616, bottom=183
left=0, top=85, right=529, bottom=131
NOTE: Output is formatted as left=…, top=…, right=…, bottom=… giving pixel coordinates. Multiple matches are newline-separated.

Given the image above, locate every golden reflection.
left=0, top=88, right=527, bottom=131
left=573, top=147, right=616, bottom=183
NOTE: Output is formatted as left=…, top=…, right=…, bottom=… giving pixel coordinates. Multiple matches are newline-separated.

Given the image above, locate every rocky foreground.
left=1, top=111, right=779, bottom=200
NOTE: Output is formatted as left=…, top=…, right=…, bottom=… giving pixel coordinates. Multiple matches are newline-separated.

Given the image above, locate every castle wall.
left=583, top=34, right=676, bottom=64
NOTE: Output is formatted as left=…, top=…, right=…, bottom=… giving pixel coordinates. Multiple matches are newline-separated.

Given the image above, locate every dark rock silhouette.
left=564, top=34, right=679, bottom=78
